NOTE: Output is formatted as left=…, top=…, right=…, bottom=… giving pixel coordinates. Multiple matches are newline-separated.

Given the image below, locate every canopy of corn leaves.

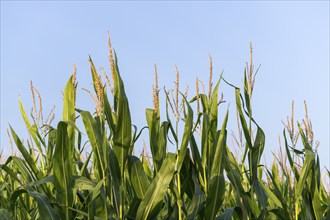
left=0, top=39, right=329, bottom=220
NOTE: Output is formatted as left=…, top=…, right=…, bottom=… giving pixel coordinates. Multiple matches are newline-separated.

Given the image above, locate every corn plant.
left=0, top=38, right=329, bottom=220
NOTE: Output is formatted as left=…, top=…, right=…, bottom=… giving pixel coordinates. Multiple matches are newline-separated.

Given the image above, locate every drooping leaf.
left=10, top=189, right=60, bottom=220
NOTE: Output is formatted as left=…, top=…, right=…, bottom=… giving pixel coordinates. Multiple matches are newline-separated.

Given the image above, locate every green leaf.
left=10, top=189, right=60, bottom=220
left=27, top=175, right=54, bottom=187
left=298, top=123, right=313, bottom=151
left=46, top=128, right=56, bottom=173
left=144, top=110, right=168, bottom=172
left=112, top=51, right=132, bottom=176
left=73, top=176, right=96, bottom=191
left=234, top=88, right=252, bottom=151
left=253, top=180, right=268, bottom=208
left=127, top=197, right=142, bottom=219
left=187, top=169, right=206, bottom=220
left=283, top=130, right=299, bottom=180
left=141, top=154, right=153, bottom=181
left=266, top=169, right=290, bottom=214
left=176, top=96, right=194, bottom=173
left=88, top=179, right=108, bottom=219
left=103, top=90, right=116, bottom=136
left=243, top=68, right=252, bottom=116
left=79, top=110, right=105, bottom=181
left=53, top=121, right=73, bottom=219
left=268, top=208, right=290, bottom=220
left=0, top=160, right=23, bottom=185
left=259, top=181, right=282, bottom=208
left=322, top=205, right=330, bottom=220
left=206, top=174, right=226, bottom=219
left=6, top=156, right=34, bottom=184
left=146, top=108, right=161, bottom=172
left=190, top=135, right=205, bottom=191
left=62, top=75, right=76, bottom=157
left=128, top=156, right=151, bottom=199
left=136, top=153, right=177, bottom=220
left=208, top=79, right=222, bottom=169
left=0, top=209, right=12, bottom=220
left=78, top=151, right=92, bottom=178
left=223, top=146, right=252, bottom=214
left=216, top=207, right=242, bottom=220
left=108, top=148, right=121, bottom=216
left=201, top=112, right=210, bottom=180
left=18, top=98, right=43, bottom=155
left=296, top=149, right=315, bottom=200
left=250, top=126, right=265, bottom=180
left=180, top=149, right=194, bottom=200
left=312, top=155, right=324, bottom=220
left=157, top=121, right=169, bottom=167
left=312, top=183, right=323, bottom=220
left=205, top=109, right=229, bottom=220
left=209, top=79, right=221, bottom=129
left=9, top=126, right=48, bottom=194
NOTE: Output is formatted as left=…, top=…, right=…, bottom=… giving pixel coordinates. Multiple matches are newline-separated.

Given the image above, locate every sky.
left=1, top=1, right=329, bottom=170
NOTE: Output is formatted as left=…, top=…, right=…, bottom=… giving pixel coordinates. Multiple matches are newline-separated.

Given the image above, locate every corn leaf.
left=136, top=153, right=176, bottom=220
left=205, top=109, right=229, bottom=220
left=190, top=135, right=205, bottom=191
left=128, top=156, right=151, bottom=199
left=176, top=96, right=193, bottom=173
left=10, top=189, right=60, bottom=220
left=0, top=209, right=11, bottom=220
left=53, top=121, right=73, bottom=219
left=112, top=51, right=132, bottom=176
left=216, top=207, right=241, bottom=220
left=62, top=75, right=76, bottom=152
left=18, top=98, right=43, bottom=154
left=208, top=79, right=221, bottom=170
left=146, top=109, right=161, bottom=172
left=296, top=149, right=315, bottom=200
left=250, top=126, right=265, bottom=180
left=9, top=127, right=48, bottom=193
left=103, top=90, right=116, bottom=136
left=79, top=110, right=105, bottom=181
left=187, top=169, right=205, bottom=219
left=224, top=146, right=252, bottom=214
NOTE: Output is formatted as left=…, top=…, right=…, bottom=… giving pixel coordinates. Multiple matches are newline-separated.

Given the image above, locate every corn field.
left=0, top=38, right=329, bottom=220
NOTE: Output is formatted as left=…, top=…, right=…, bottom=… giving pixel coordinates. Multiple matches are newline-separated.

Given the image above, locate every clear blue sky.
left=1, top=1, right=329, bottom=170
